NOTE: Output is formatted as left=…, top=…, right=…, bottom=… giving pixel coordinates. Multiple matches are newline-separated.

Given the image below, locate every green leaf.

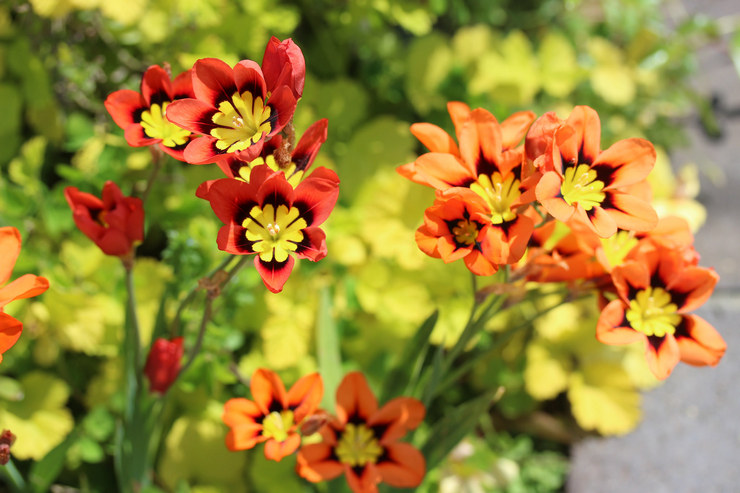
left=380, top=310, right=438, bottom=402
left=0, top=376, right=23, bottom=402
left=731, top=29, right=740, bottom=79
left=317, top=285, right=342, bottom=410
left=27, top=423, right=80, bottom=493
left=404, top=33, right=453, bottom=114
left=421, top=389, right=498, bottom=470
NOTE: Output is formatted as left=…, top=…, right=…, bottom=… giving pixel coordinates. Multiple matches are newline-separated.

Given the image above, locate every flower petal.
left=141, top=65, right=173, bottom=106
left=596, top=300, right=644, bottom=345
left=104, top=89, right=145, bottom=129
left=603, top=192, right=658, bottom=233
left=500, top=110, right=536, bottom=150
left=675, top=314, right=726, bottom=367
left=0, top=313, right=23, bottom=358
left=376, top=442, right=426, bottom=488
left=286, top=372, right=323, bottom=422
left=0, top=227, right=21, bottom=285
left=255, top=254, right=295, bottom=293
left=263, top=434, right=301, bottom=461
left=370, top=397, right=425, bottom=443
left=644, top=334, right=680, bottom=380
left=191, top=58, right=237, bottom=107
left=292, top=118, right=328, bottom=173
left=335, top=372, right=378, bottom=425
left=250, top=368, right=289, bottom=414
left=0, top=274, right=49, bottom=310
left=410, top=122, right=458, bottom=154
left=224, top=422, right=265, bottom=451
left=293, top=167, right=340, bottom=227
left=593, top=138, right=655, bottom=189
left=296, top=443, right=344, bottom=482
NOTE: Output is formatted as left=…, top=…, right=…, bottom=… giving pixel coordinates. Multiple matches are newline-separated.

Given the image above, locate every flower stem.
left=0, top=460, right=26, bottom=491
left=124, top=263, right=142, bottom=385
left=140, top=147, right=164, bottom=205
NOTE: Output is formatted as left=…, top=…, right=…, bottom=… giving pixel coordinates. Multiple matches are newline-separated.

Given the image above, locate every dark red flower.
left=0, top=429, right=16, bottom=465
left=104, top=65, right=196, bottom=161
left=196, top=165, right=339, bottom=293
left=144, top=337, right=184, bottom=394
left=64, top=181, right=145, bottom=260
left=262, top=36, right=306, bottom=100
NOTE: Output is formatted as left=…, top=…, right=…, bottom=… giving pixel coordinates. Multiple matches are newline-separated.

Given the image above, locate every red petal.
left=255, top=255, right=295, bottom=293
left=644, top=334, right=680, bottom=380
left=294, top=226, right=327, bottom=262
left=524, top=111, right=562, bottom=165
left=263, top=434, right=301, bottom=461
left=233, top=60, right=267, bottom=102
left=596, top=300, right=644, bottom=345
left=668, top=265, right=718, bottom=312
left=183, top=135, right=226, bottom=165
left=292, top=118, right=328, bottom=173
left=463, top=249, right=498, bottom=276
left=224, top=422, right=265, bottom=451
left=165, top=98, right=220, bottom=136
left=141, top=65, right=173, bottom=105
left=293, top=167, right=340, bottom=227
left=0, top=313, right=22, bottom=357
left=564, top=105, right=601, bottom=164
left=603, top=192, right=658, bottom=233
left=296, top=443, right=343, bottom=482
left=171, top=68, right=195, bottom=99
left=265, top=85, right=297, bottom=137
left=370, top=397, right=425, bottom=443
left=459, top=108, right=502, bottom=175
left=262, top=37, right=305, bottom=98
left=535, top=171, right=575, bottom=222
left=286, top=372, right=323, bottom=422
left=191, top=58, right=237, bottom=107
left=104, top=89, right=145, bottom=129
left=594, top=138, right=655, bottom=188
left=124, top=124, right=158, bottom=147
left=500, top=110, right=536, bottom=150
left=0, top=275, right=49, bottom=310
left=404, top=153, right=475, bottom=190
left=223, top=397, right=264, bottom=425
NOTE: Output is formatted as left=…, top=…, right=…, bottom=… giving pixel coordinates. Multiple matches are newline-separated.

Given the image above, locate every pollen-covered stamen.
left=243, top=203, right=307, bottom=262
left=261, top=410, right=295, bottom=442
left=469, top=172, right=521, bottom=224
left=335, top=423, right=383, bottom=468
left=235, top=155, right=302, bottom=188
left=561, top=164, right=606, bottom=211
left=626, top=287, right=682, bottom=337
left=451, top=218, right=479, bottom=246
left=140, top=102, right=191, bottom=147
left=600, top=231, right=638, bottom=270
left=211, top=91, right=273, bottom=153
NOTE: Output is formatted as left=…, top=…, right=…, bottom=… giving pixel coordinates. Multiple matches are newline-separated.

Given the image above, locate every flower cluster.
left=400, top=103, right=724, bottom=379
left=222, top=369, right=425, bottom=493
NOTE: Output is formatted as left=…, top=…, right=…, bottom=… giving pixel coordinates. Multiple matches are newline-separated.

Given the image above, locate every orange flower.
left=222, top=368, right=323, bottom=461
left=596, top=243, right=724, bottom=379
left=0, top=227, right=49, bottom=363
left=297, top=372, right=426, bottom=493
left=532, top=106, right=658, bottom=238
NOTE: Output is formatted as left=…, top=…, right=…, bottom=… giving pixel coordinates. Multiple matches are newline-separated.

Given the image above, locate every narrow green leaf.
left=420, top=342, right=445, bottom=408
left=317, top=285, right=342, bottom=410
left=380, top=310, right=438, bottom=402
left=28, top=427, right=80, bottom=493
left=421, top=389, right=498, bottom=470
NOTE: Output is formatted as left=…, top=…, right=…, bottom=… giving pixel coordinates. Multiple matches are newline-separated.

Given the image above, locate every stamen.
left=470, top=172, right=521, bottom=224
left=335, top=423, right=383, bottom=468
left=261, top=410, right=295, bottom=442
left=560, top=164, right=605, bottom=211
left=625, top=287, right=682, bottom=337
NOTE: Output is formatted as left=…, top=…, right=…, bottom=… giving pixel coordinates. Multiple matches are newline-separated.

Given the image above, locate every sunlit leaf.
left=524, top=342, right=571, bottom=400
left=538, top=31, right=581, bottom=98
left=405, top=34, right=453, bottom=114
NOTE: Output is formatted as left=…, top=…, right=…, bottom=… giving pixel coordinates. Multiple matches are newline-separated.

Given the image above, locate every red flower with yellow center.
left=166, top=40, right=302, bottom=165
left=64, top=181, right=145, bottom=262
left=297, top=372, right=426, bottom=493
left=196, top=165, right=339, bottom=293
left=104, top=65, right=196, bottom=161
left=0, top=227, right=49, bottom=363
left=596, top=244, right=725, bottom=379
left=532, top=106, right=658, bottom=238
left=216, top=118, right=328, bottom=188
left=222, top=368, right=323, bottom=461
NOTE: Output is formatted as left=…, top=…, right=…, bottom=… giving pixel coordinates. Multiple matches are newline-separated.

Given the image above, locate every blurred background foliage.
left=0, top=0, right=735, bottom=491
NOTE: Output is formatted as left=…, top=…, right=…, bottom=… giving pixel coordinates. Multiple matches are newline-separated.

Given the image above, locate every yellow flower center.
left=451, top=218, right=479, bottom=246
left=210, top=91, right=272, bottom=153
left=600, top=231, right=638, bottom=270
left=243, top=203, right=307, bottom=262
left=236, top=155, right=303, bottom=188
left=560, top=164, right=605, bottom=211
left=625, top=287, right=682, bottom=337
left=261, top=410, right=295, bottom=442
left=469, top=172, right=520, bottom=224
left=335, top=423, right=383, bottom=468
left=140, top=102, right=191, bottom=147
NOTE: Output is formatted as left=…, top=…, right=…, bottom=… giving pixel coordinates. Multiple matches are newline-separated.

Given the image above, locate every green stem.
left=124, top=263, right=142, bottom=386
left=140, top=149, right=164, bottom=205
left=1, top=460, right=26, bottom=491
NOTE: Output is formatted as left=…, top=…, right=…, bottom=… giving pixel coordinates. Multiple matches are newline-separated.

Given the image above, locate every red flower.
left=196, top=165, right=339, bottom=293
left=143, top=337, right=184, bottom=394
left=262, top=36, right=306, bottom=99
left=0, top=429, right=16, bottom=465
left=104, top=65, right=196, bottom=161
left=166, top=51, right=299, bottom=164
left=532, top=106, right=658, bottom=238
left=222, top=368, right=323, bottom=461
left=596, top=243, right=725, bottom=379
left=297, top=372, right=426, bottom=493
left=64, top=181, right=145, bottom=260
left=0, top=227, right=49, bottom=363
left=216, top=118, right=328, bottom=187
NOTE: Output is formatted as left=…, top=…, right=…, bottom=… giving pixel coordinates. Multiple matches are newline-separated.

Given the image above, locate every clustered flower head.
left=400, top=102, right=725, bottom=380
left=222, top=369, right=426, bottom=493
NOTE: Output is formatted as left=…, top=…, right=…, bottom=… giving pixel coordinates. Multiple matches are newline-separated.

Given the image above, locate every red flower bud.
left=64, top=181, right=145, bottom=260
left=144, top=337, right=184, bottom=394
left=0, top=429, right=16, bottom=466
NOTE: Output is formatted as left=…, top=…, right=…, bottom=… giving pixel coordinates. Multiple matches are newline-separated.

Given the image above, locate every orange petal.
left=263, top=433, right=301, bottom=461
left=564, top=105, right=601, bottom=165
left=250, top=368, right=288, bottom=415
left=525, top=112, right=564, bottom=166
left=377, top=442, right=426, bottom=488
left=222, top=397, right=263, bottom=426
left=595, top=138, right=655, bottom=188
left=463, top=249, right=498, bottom=276
left=224, top=422, right=265, bottom=451
left=370, top=397, right=425, bottom=443
left=287, top=372, right=323, bottom=422
left=404, top=153, right=474, bottom=190
left=675, top=314, right=726, bottom=367
left=345, top=462, right=381, bottom=493
left=501, top=110, right=536, bottom=150
left=296, top=443, right=344, bottom=482
left=447, top=101, right=472, bottom=141
left=603, top=192, right=658, bottom=233
left=414, top=225, right=442, bottom=258
left=459, top=109, right=502, bottom=175
left=668, top=266, right=718, bottom=313
left=644, top=334, right=680, bottom=380
left=335, top=372, right=378, bottom=425
left=0, top=313, right=22, bottom=357
left=583, top=205, right=617, bottom=238
left=596, top=300, right=644, bottom=345
left=410, top=123, right=459, bottom=155
left=536, top=171, right=575, bottom=223
left=0, top=227, right=21, bottom=285
left=0, top=274, right=50, bottom=310
left=611, top=260, right=651, bottom=303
